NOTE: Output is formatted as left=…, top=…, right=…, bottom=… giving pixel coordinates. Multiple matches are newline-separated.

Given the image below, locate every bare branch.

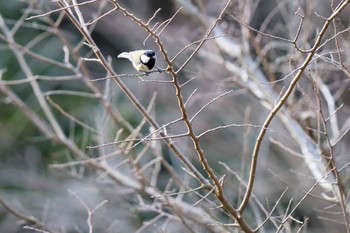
left=239, top=0, right=350, bottom=214
left=68, top=190, right=108, bottom=233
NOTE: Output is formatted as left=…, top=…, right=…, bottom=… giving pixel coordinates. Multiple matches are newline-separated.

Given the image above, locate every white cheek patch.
left=141, top=54, right=150, bottom=64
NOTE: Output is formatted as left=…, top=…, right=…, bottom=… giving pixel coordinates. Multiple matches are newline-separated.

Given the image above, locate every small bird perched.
left=117, top=50, right=157, bottom=74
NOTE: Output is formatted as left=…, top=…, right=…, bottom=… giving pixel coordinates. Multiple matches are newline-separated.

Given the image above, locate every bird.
left=117, top=50, right=157, bottom=74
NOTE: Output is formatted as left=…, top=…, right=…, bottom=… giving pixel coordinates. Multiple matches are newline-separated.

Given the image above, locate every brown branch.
left=57, top=0, right=209, bottom=187
left=109, top=0, right=254, bottom=231
left=238, top=0, right=350, bottom=214
left=165, top=0, right=253, bottom=231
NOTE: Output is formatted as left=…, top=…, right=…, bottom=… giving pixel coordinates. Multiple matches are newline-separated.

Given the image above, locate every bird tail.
left=117, top=52, right=131, bottom=60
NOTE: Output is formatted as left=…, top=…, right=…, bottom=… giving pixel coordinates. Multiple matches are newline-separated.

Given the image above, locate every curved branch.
left=238, top=0, right=350, bottom=213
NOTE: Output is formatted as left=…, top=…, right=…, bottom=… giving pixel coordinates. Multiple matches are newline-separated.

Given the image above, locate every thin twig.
left=68, top=190, right=108, bottom=233
left=157, top=7, right=182, bottom=37
left=26, top=0, right=100, bottom=20
left=46, top=95, right=104, bottom=137
left=190, top=90, right=233, bottom=122
left=230, top=10, right=307, bottom=53
left=87, top=132, right=189, bottom=149
left=176, top=14, right=229, bottom=73
left=84, top=6, right=117, bottom=26
left=276, top=167, right=341, bottom=232
left=171, top=34, right=224, bottom=62
left=197, top=123, right=266, bottom=138
left=0, top=34, right=70, bottom=69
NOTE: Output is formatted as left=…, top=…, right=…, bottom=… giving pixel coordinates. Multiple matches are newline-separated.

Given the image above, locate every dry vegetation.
left=0, top=0, right=350, bottom=232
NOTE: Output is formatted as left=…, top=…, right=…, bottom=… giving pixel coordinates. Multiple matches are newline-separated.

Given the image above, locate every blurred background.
left=0, top=0, right=350, bottom=232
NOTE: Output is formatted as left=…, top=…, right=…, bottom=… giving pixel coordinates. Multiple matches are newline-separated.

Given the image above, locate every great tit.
left=117, top=50, right=156, bottom=73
